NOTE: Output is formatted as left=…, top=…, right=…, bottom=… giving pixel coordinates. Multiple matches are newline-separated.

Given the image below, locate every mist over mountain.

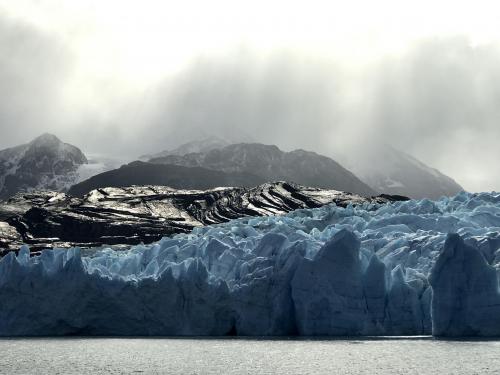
left=147, top=139, right=463, bottom=199
left=139, top=137, right=230, bottom=161
left=335, top=145, right=464, bottom=199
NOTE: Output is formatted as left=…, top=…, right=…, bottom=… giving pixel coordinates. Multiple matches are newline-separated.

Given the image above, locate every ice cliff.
left=1, top=191, right=499, bottom=337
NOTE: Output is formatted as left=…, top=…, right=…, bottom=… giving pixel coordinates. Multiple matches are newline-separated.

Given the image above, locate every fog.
left=1, top=1, right=500, bottom=191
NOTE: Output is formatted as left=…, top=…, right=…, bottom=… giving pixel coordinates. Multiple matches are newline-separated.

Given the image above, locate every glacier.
left=1, top=191, right=500, bottom=337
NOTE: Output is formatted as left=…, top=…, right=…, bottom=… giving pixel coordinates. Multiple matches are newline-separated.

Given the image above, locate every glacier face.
left=1, top=191, right=500, bottom=336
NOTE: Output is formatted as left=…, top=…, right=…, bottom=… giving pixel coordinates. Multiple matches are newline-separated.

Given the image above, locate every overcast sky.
left=0, top=0, right=500, bottom=191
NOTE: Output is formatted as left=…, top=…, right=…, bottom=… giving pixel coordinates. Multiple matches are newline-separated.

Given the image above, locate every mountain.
left=337, top=145, right=464, bottom=199
left=67, top=161, right=266, bottom=197
left=0, top=182, right=405, bottom=252
left=139, top=136, right=230, bottom=161
left=0, top=134, right=88, bottom=200
left=148, top=143, right=376, bottom=196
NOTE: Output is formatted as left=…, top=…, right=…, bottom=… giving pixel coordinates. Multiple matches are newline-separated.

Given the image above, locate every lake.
left=0, top=337, right=498, bottom=374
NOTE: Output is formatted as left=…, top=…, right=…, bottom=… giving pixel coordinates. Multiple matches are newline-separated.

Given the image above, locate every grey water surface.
left=0, top=337, right=498, bottom=374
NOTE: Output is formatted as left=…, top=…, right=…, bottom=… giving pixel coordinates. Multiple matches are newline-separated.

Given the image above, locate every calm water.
left=0, top=337, right=498, bottom=374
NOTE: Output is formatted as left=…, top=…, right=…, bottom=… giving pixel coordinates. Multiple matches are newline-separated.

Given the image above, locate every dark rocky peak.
left=0, top=134, right=88, bottom=199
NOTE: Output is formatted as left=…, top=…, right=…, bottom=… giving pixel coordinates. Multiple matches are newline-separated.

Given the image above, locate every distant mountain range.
left=148, top=142, right=376, bottom=196
left=149, top=138, right=464, bottom=199
left=0, top=134, right=464, bottom=201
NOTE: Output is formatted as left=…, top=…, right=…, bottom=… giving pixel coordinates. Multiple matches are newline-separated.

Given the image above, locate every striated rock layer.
left=0, top=191, right=499, bottom=336
left=0, top=182, right=401, bottom=253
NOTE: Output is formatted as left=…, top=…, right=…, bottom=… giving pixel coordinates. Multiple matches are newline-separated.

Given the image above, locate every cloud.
left=0, top=14, right=73, bottom=148
left=0, top=8, right=499, bottom=191
left=139, top=51, right=344, bottom=153
left=368, top=37, right=500, bottom=191
left=137, top=38, right=500, bottom=191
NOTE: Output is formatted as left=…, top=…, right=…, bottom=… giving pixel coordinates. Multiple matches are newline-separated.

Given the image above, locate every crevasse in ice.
left=1, top=191, right=499, bottom=336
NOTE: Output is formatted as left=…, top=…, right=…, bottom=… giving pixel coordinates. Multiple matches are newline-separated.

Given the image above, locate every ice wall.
left=0, top=191, right=499, bottom=336
left=430, top=234, right=500, bottom=336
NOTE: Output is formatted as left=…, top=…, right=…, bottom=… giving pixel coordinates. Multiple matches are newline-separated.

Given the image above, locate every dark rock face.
left=148, top=143, right=376, bottom=196
left=0, top=134, right=88, bottom=200
left=67, top=161, right=266, bottom=197
left=0, top=182, right=406, bottom=253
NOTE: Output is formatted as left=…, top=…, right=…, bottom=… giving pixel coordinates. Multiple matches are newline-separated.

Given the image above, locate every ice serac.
left=386, top=266, right=423, bottom=335
left=292, top=229, right=366, bottom=335
left=291, top=230, right=427, bottom=336
left=232, top=233, right=302, bottom=335
left=429, top=233, right=500, bottom=337
left=362, top=254, right=387, bottom=333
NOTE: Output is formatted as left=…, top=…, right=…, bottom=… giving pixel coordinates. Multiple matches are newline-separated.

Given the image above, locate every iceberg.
left=1, top=191, right=500, bottom=336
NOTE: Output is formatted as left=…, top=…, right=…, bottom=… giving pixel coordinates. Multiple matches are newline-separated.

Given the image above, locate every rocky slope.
left=148, top=143, right=376, bottom=196
left=0, top=182, right=404, bottom=253
left=0, top=134, right=88, bottom=200
left=67, top=161, right=266, bottom=197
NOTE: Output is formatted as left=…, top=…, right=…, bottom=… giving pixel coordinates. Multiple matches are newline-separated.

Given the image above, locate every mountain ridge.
left=148, top=142, right=376, bottom=196
left=146, top=138, right=463, bottom=199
